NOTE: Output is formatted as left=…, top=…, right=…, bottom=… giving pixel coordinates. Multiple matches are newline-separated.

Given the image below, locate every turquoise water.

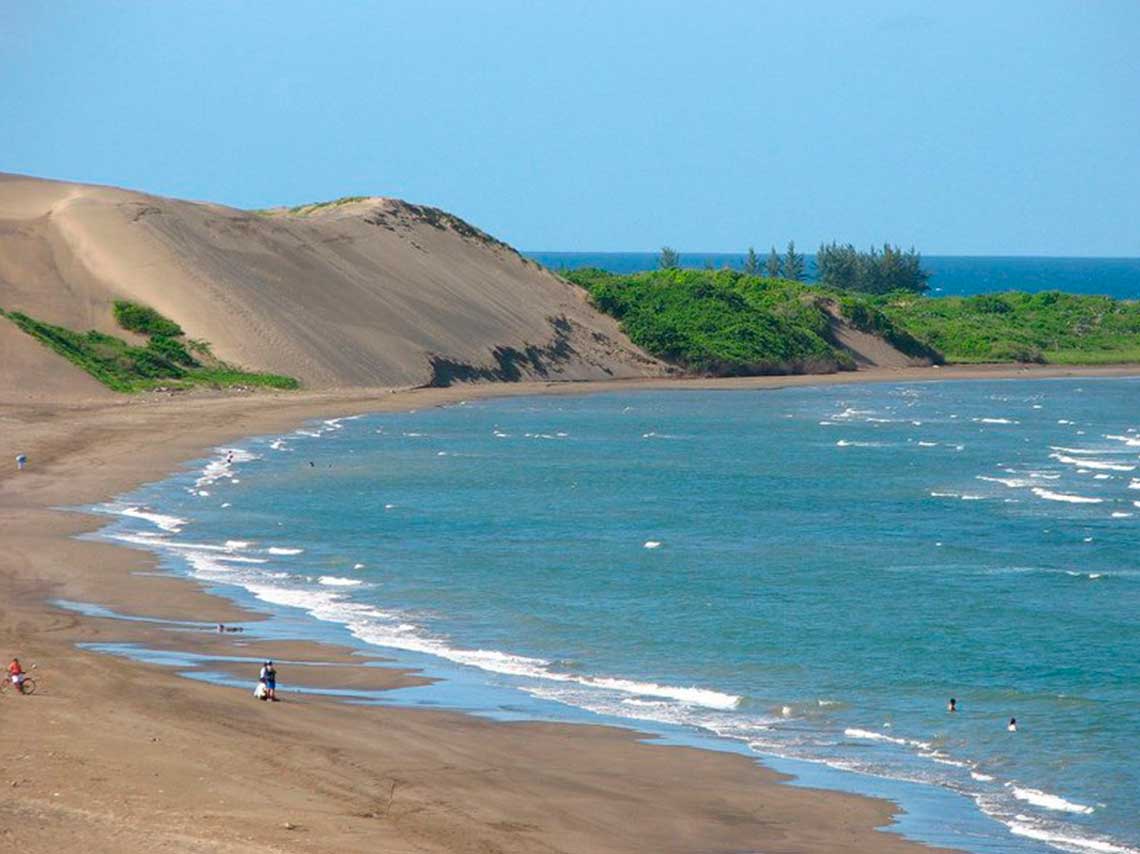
left=528, top=252, right=1140, bottom=298
left=96, top=379, right=1140, bottom=854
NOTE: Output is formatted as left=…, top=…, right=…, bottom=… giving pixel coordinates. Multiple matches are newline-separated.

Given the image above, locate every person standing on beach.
left=260, top=660, right=278, bottom=701
left=16, top=454, right=27, bottom=471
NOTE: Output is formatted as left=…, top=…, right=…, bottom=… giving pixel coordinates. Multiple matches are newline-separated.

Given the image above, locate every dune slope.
left=0, top=173, right=662, bottom=396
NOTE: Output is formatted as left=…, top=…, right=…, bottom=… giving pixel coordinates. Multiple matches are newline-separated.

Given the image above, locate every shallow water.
left=95, top=379, right=1140, bottom=854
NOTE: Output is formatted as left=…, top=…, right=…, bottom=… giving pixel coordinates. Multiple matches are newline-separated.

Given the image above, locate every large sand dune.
left=0, top=173, right=663, bottom=397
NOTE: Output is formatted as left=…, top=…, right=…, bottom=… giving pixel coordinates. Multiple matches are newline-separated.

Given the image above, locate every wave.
left=1011, top=786, right=1094, bottom=814
left=974, top=417, right=1019, bottom=424
left=318, top=576, right=363, bottom=587
left=1008, top=822, right=1140, bottom=854
left=843, top=728, right=932, bottom=751
left=977, top=475, right=1035, bottom=488
left=1032, top=488, right=1103, bottom=504
left=1050, top=453, right=1135, bottom=472
left=226, top=580, right=742, bottom=711
left=1105, top=434, right=1140, bottom=448
left=835, top=440, right=883, bottom=448
left=266, top=546, right=304, bottom=555
left=112, top=505, right=187, bottom=533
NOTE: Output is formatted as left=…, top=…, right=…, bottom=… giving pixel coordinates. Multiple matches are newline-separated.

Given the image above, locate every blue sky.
left=3, top=1, right=1137, bottom=254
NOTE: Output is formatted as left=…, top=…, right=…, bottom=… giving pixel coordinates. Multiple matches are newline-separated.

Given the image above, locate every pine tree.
left=743, top=246, right=760, bottom=276
left=784, top=241, right=805, bottom=281
left=659, top=246, right=680, bottom=270
left=765, top=246, right=782, bottom=278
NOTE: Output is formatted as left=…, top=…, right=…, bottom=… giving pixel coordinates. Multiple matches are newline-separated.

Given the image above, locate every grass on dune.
left=1, top=304, right=299, bottom=392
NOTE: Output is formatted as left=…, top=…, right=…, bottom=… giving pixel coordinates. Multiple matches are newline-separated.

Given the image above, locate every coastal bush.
left=566, top=268, right=853, bottom=375
left=0, top=308, right=299, bottom=392
left=113, top=300, right=184, bottom=337
left=878, top=290, right=1140, bottom=364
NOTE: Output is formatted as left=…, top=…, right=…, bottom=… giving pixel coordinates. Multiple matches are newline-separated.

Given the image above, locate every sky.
left=2, top=1, right=1138, bottom=255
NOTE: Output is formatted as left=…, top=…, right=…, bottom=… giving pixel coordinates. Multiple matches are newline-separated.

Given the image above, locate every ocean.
left=526, top=253, right=1140, bottom=299
left=93, top=378, right=1140, bottom=854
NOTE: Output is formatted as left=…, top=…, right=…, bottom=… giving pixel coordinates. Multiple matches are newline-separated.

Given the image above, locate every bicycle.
left=1, top=665, right=37, bottom=696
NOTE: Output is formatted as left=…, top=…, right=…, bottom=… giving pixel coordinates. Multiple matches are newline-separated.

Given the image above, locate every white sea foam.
left=1111, top=512, right=1133, bottom=518
left=975, top=417, right=1019, bottom=424
left=1007, top=822, right=1140, bottom=854
left=1105, top=433, right=1140, bottom=447
left=1050, top=453, right=1135, bottom=472
left=266, top=546, right=303, bottom=555
left=1011, top=786, right=1094, bottom=814
left=916, top=441, right=938, bottom=447
left=115, top=506, right=188, bottom=533
left=835, top=440, right=882, bottom=448
left=1032, top=488, right=1103, bottom=505
left=1128, top=480, right=1140, bottom=490
left=843, top=728, right=931, bottom=750
left=319, top=576, right=362, bottom=587
left=224, top=540, right=251, bottom=550
left=643, top=541, right=662, bottom=549
left=970, top=771, right=995, bottom=782
left=231, top=581, right=742, bottom=711
left=977, top=475, right=1034, bottom=488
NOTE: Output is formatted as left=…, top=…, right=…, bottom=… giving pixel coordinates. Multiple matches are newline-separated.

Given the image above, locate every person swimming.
left=1008, top=717, right=1017, bottom=732
left=948, top=698, right=957, bottom=712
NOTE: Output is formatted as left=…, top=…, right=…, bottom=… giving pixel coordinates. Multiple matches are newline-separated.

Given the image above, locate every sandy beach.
left=3, top=364, right=1137, bottom=853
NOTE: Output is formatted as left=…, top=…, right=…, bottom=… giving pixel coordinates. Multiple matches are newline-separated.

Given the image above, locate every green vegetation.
left=659, top=246, right=680, bottom=270
left=877, top=290, right=1140, bottom=365
left=113, top=300, right=184, bottom=337
left=566, top=268, right=859, bottom=374
left=1, top=304, right=299, bottom=392
left=817, top=242, right=929, bottom=293
left=567, top=266, right=1140, bottom=376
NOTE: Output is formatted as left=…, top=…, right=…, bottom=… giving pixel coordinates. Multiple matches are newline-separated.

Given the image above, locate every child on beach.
left=254, top=678, right=269, bottom=701
left=16, top=454, right=27, bottom=471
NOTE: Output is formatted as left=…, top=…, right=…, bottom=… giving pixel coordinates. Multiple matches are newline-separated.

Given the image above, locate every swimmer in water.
left=1008, top=717, right=1017, bottom=732
left=948, top=698, right=957, bottom=712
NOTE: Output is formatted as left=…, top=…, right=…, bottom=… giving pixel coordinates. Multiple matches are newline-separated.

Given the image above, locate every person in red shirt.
left=8, top=657, right=26, bottom=690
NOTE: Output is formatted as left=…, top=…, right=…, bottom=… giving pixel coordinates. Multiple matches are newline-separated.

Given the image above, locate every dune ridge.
left=0, top=173, right=663, bottom=399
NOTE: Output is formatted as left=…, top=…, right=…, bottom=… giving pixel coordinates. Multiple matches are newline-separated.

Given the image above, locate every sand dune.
left=0, top=173, right=663, bottom=396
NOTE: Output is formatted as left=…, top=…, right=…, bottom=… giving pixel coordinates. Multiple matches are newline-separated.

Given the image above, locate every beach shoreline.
left=3, top=363, right=1136, bottom=853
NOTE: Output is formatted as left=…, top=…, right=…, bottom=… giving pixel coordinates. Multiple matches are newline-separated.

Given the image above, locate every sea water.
left=527, top=252, right=1140, bottom=299
left=95, top=379, right=1140, bottom=854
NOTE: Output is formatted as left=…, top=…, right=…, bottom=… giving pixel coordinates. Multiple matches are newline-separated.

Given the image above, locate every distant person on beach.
left=1008, top=718, right=1017, bottom=732
left=260, top=660, right=278, bottom=701
left=254, top=678, right=269, bottom=701
left=948, top=698, right=957, bottom=712
left=16, top=454, right=27, bottom=471
left=216, top=623, right=243, bottom=633
left=8, top=657, right=26, bottom=689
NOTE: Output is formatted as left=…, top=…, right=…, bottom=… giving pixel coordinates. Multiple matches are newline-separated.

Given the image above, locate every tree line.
left=658, top=241, right=929, bottom=293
